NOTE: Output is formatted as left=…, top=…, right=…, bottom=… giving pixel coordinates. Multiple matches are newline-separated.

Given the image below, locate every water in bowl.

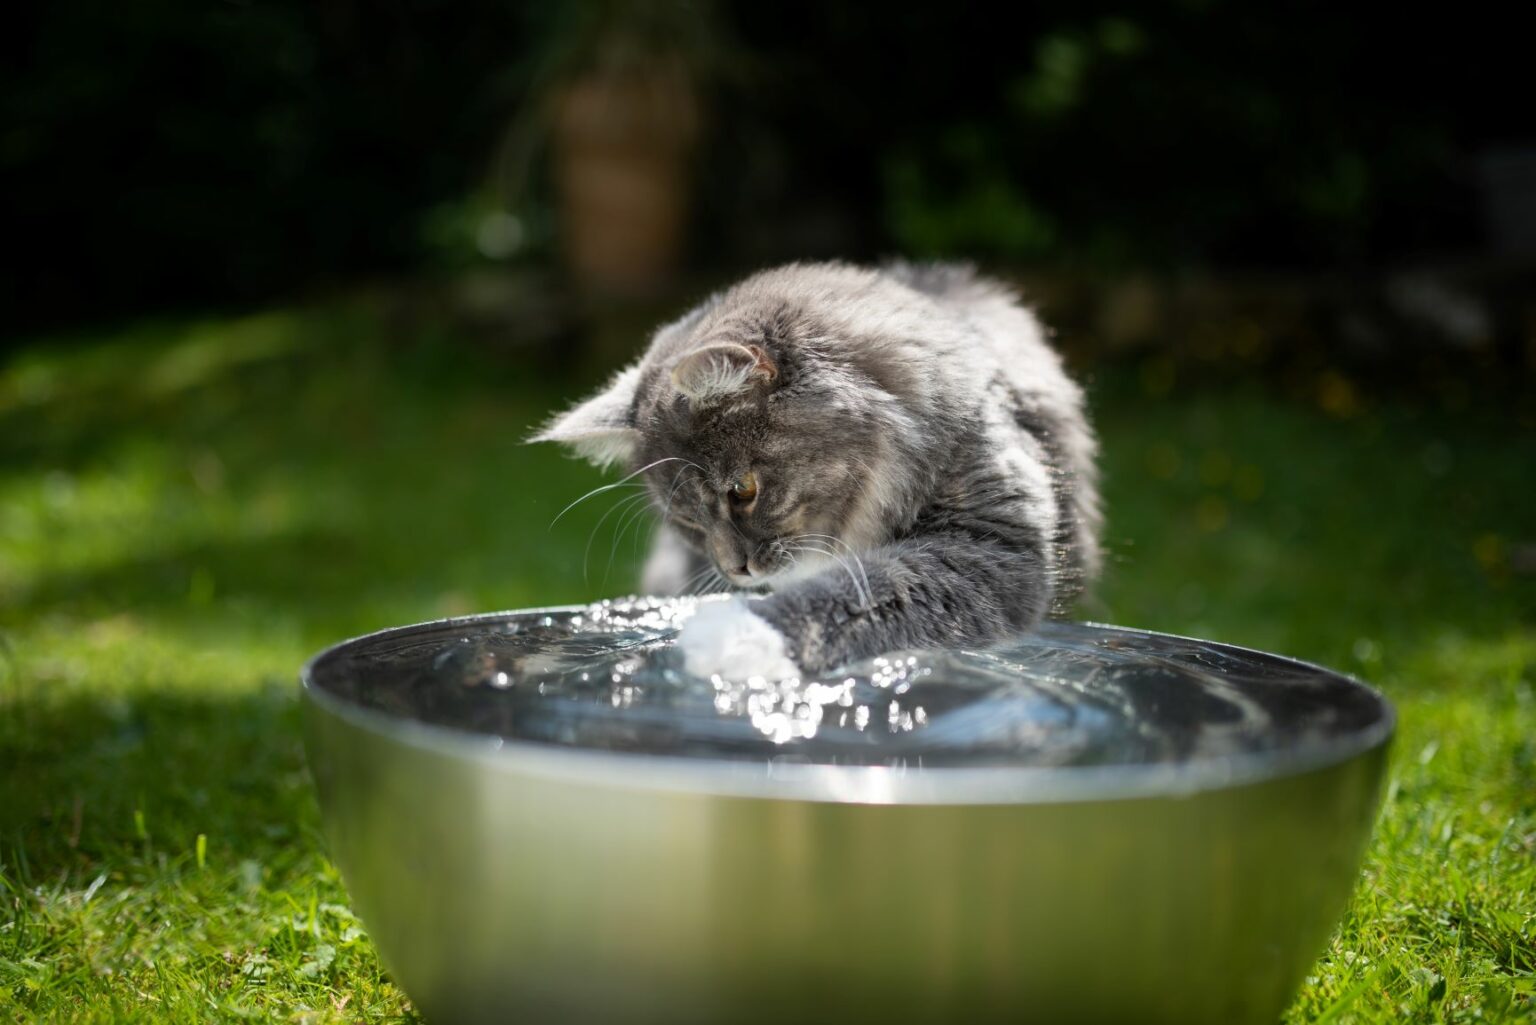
left=306, top=597, right=1383, bottom=770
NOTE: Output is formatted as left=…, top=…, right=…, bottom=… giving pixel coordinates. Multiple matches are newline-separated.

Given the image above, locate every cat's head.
left=534, top=303, right=909, bottom=588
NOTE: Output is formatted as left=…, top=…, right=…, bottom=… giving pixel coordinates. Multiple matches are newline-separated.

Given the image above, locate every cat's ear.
left=670, top=343, right=777, bottom=404
left=530, top=362, right=642, bottom=469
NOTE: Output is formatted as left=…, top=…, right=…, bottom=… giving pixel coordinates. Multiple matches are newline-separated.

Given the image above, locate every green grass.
left=2, top=303, right=1532, bottom=1023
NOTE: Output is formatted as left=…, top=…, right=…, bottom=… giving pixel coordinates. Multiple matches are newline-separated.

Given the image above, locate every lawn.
left=2, top=301, right=1532, bottom=1023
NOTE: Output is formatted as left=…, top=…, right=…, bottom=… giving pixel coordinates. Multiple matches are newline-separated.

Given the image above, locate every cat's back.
left=881, top=261, right=1067, bottom=382
left=883, top=261, right=1101, bottom=596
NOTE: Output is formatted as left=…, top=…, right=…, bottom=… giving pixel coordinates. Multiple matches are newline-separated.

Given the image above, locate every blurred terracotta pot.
left=552, top=64, right=700, bottom=294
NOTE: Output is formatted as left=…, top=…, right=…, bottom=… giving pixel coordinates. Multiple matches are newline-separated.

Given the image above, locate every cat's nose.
left=732, top=563, right=751, bottom=578
left=710, top=535, right=747, bottom=577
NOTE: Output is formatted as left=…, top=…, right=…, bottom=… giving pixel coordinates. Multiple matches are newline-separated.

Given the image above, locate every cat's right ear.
left=529, top=362, right=642, bottom=469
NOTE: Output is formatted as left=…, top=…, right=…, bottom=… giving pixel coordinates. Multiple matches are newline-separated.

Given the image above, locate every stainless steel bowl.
left=301, top=603, right=1393, bottom=1025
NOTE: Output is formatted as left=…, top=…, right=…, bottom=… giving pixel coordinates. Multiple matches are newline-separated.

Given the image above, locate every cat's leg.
left=676, top=534, right=1052, bottom=678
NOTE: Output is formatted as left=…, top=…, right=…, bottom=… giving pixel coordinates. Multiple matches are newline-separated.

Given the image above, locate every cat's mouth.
left=716, top=537, right=856, bottom=592
left=723, top=568, right=763, bottom=589
left=723, top=562, right=782, bottom=591
left=720, top=556, right=792, bottom=591
left=736, top=547, right=838, bottom=591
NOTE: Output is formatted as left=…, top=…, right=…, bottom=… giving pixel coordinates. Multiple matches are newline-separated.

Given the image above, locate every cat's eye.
left=729, top=471, right=759, bottom=508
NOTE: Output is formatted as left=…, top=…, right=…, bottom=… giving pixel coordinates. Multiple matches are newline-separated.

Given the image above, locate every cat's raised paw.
left=675, top=598, right=800, bottom=681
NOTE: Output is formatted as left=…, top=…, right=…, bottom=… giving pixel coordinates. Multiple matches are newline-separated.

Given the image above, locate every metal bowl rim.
left=300, top=604, right=1396, bottom=806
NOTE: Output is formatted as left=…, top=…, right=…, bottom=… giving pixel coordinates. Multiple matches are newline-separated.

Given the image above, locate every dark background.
left=6, top=1, right=1535, bottom=363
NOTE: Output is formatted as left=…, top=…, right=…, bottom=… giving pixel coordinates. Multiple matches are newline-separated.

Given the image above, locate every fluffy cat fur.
left=535, top=261, right=1100, bottom=678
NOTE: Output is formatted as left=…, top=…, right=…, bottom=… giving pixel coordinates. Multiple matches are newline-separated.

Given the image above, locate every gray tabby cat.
left=535, top=262, right=1100, bottom=680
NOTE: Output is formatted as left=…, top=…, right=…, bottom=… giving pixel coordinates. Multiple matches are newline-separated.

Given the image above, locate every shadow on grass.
left=1, top=501, right=647, bottom=657
left=5, top=528, right=367, bottom=625
left=1, top=681, right=317, bottom=886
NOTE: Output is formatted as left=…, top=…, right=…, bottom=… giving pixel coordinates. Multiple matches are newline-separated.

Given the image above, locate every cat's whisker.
left=549, top=457, right=691, bottom=529
left=631, top=464, right=710, bottom=576
left=607, top=464, right=695, bottom=580
left=786, top=538, right=871, bottom=609
left=678, top=563, right=715, bottom=596
left=658, top=465, right=701, bottom=523
left=682, top=563, right=729, bottom=597
left=791, top=544, right=867, bottom=609
left=583, top=491, right=651, bottom=583
left=792, top=534, right=878, bottom=605
left=798, top=532, right=872, bottom=601
left=605, top=496, right=658, bottom=583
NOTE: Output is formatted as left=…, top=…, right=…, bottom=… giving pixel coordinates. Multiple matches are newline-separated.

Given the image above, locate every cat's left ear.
left=529, top=362, right=642, bottom=469
left=670, top=343, right=778, bottom=404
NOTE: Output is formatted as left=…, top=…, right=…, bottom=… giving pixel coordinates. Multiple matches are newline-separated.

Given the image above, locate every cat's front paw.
left=675, top=598, right=800, bottom=681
